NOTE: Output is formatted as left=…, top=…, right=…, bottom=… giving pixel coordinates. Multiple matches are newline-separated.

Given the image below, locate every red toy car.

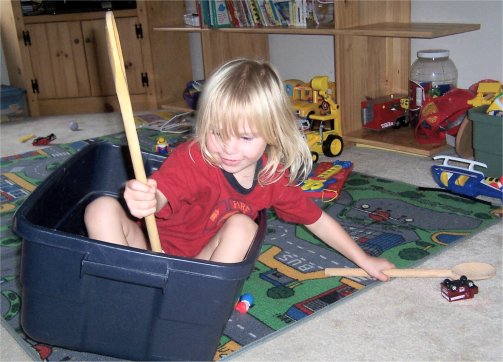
left=441, top=275, right=478, bottom=302
left=32, top=133, right=57, bottom=146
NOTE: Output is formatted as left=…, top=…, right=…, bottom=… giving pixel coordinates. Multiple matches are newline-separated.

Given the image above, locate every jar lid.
left=417, top=49, right=450, bottom=59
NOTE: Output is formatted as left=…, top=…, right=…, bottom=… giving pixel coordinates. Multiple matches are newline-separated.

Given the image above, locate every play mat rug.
left=1, top=130, right=501, bottom=361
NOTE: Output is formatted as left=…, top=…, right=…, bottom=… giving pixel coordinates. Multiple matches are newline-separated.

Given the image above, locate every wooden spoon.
left=105, top=11, right=162, bottom=252
left=325, top=262, right=496, bottom=281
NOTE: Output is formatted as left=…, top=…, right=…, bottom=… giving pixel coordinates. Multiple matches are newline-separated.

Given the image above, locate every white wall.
left=269, top=34, right=335, bottom=81
left=269, top=0, right=502, bottom=87
left=411, top=0, right=502, bottom=88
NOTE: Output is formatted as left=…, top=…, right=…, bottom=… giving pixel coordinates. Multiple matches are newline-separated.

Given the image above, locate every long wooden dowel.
left=325, top=268, right=455, bottom=278
left=105, top=11, right=162, bottom=252
left=326, top=262, right=496, bottom=281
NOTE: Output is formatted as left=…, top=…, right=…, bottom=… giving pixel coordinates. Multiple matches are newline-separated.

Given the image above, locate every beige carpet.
left=1, top=113, right=502, bottom=361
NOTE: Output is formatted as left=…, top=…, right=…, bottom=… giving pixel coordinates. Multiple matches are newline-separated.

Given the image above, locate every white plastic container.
left=408, top=49, right=458, bottom=125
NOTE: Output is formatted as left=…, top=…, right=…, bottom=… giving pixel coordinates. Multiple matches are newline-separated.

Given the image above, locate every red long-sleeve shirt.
left=150, top=141, right=322, bottom=257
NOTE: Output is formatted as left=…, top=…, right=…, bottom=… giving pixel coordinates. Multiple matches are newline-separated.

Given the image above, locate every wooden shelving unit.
left=343, top=127, right=450, bottom=156
left=3, top=0, right=479, bottom=156
left=155, top=22, right=480, bottom=38
left=153, top=0, right=478, bottom=156
left=154, top=24, right=336, bottom=35
left=337, top=22, right=480, bottom=38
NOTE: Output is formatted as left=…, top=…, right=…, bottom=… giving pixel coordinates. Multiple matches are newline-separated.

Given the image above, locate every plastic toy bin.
left=1, top=85, right=28, bottom=121
left=468, top=105, right=502, bottom=177
left=13, top=142, right=266, bottom=361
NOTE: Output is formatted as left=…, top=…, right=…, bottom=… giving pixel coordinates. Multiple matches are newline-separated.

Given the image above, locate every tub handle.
left=81, top=259, right=169, bottom=289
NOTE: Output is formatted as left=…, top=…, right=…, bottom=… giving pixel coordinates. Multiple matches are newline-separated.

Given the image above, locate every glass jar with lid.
left=408, top=49, right=458, bottom=126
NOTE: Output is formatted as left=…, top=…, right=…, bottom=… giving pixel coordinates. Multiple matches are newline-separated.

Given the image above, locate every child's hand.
left=124, top=179, right=158, bottom=219
left=359, top=256, right=396, bottom=282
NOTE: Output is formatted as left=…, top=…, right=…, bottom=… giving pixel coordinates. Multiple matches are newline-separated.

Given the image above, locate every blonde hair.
left=195, top=59, right=312, bottom=185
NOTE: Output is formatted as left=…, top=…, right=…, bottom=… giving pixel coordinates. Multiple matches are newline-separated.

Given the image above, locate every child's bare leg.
left=197, top=213, right=258, bottom=263
left=84, top=196, right=148, bottom=250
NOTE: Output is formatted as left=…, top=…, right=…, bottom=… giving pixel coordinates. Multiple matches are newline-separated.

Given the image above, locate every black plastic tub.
left=13, top=142, right=266, bottom=361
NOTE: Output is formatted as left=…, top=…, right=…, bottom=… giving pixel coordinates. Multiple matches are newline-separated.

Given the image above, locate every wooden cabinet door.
left=25, top=21, right=92, bottom=99
left=82, top=16, right=147, bottom=97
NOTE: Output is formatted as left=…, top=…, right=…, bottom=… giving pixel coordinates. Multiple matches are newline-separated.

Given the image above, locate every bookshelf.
left=338, top=22, right=480, bottom=38
left=152, top=1, right=479, bottom=156
left=155, top=22, right=479, bottom=38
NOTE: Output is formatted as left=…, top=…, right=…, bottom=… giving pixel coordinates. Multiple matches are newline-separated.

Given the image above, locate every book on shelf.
left=247, top=0, right=263, bottom=27
left=267, top=0, right=286, bottom=26
left=196, top=0, right=316, bottom=28
left=198, top=0, right=212, bottom=27
left=210, top=0, right=233, bottom=27
left=233, top=0, right=251, bottom=27
left=256, top=0, right=271, bottom=26
left=274, top=0, right=291, bottom=26
left=226, top=1, right=241, bottom=27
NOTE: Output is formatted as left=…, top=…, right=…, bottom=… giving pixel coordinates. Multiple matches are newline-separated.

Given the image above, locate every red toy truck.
left=361, top=94, right=409, bottom=130
left=441, top=275, right=478, bottom=302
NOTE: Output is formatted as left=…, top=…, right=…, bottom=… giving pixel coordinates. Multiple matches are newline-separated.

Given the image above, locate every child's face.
left=207, top=121, right=267, bottom=179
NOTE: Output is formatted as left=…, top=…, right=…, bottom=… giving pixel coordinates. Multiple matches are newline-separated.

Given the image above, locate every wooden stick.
left=325, top=268, right=455, bottom=278
left=105, top=11, right=162, bottom=253
left=325, top=262, right=496, bottom=281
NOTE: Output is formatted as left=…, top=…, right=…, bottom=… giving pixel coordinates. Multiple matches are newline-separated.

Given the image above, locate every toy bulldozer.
left=304, top=76, right=344, bottom=162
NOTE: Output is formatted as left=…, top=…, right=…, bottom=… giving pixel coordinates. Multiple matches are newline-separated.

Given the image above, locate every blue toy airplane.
left=431, top=155, right=503, bottom=202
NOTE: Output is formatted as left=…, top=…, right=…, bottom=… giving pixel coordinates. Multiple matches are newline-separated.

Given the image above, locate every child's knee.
left=202, top=213, right=258, bottom=262
left=225, top=213, right=258, bottom=236
left=84, top=196, right=121, bottom=223
left=222, top=214, right=259, bottom=249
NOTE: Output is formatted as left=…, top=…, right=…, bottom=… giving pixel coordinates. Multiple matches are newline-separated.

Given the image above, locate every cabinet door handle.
left=22, top=31, right=31, bottom=46
left=135, top=23, right=143, bottom=39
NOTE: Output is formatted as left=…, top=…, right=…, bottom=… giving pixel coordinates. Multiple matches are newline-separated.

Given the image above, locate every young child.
left=85, top=59, right=395, bottom=281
